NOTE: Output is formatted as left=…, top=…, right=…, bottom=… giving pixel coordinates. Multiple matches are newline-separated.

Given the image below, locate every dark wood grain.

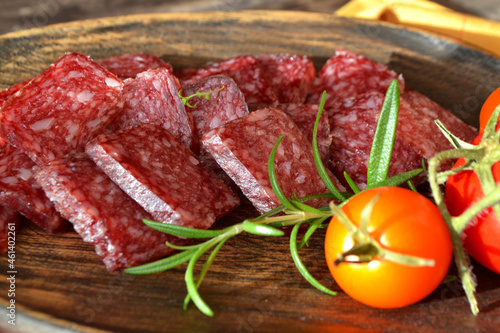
left=0, top=10, right=499, bottom=333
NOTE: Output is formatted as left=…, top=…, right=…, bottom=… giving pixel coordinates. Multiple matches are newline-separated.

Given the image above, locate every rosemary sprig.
left=126, top=80, right=424, bottom=316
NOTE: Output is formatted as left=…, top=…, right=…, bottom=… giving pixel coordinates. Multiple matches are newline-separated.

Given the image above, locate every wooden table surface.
left=0, top=0, right=499, bottom=35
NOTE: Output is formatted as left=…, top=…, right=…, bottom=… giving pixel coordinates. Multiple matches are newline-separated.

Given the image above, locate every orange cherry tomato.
left=479, top=87, right=500, bottom=133
left=325, top=187, right=453, bottom=309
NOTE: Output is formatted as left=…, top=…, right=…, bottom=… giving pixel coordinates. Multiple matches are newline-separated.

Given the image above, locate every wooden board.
left=0, top=10, right=499, bottom=333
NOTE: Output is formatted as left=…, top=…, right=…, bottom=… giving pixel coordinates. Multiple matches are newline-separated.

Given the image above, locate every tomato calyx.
left=328, top=198, right=435, bottom=268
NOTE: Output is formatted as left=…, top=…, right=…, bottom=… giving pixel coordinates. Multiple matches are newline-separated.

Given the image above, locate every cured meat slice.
left=34, top=153, right=180, bottom=271
left=97, top=52, right=173, bottom=80
left=256, top=54, right=316, bottom=103
left=329, top=91, right=423, bottom=189
left=108, top=68, right=194, bottom=149
left=306, top=49, right=404, bottom=111
left=0, top=205, right=21, bottom=254
left=329, top=90, right=478, bottom=189
left=275, top=103, right=332, bottom=165
left=402, top=88, right=478, bottom=145
left=181, top=75, right=249, bottom=177
left=0, top=79, right=32, bottom=146
left=0, top=52, right=124, bottom=165
left=86, top=125, right=240, bottom=229
left=181, top=75, right=249, bottom=138
left=0, top=144, right=67, bottom=233
left=202, top=107, right=344, bottom=214
left=175, top=55, right=279, bottom=106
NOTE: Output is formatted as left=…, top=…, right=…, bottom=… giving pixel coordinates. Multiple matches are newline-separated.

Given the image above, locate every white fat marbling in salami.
left=86, top=125, right=240, bottom=229
left=108, top=68, right=194, bottom=149
left=34, top=153, right=180, bottom=271
left=306, top=49, right=404, bottom=111
left=256, top=53, right=316, bottom=104
left=97, top=53, right=173, bottom=80
left=175, top=55, right=279, bottom=106
left=0, top=52, right=124, bottom=165
left=0, top=144, right=67, bottom=233
left=202, top=107, right=344, bottom=214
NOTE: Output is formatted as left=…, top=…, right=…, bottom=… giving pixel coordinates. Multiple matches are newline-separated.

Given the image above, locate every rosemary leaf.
left=367, top=79, right=400, bottom=187
left=184, top=237, right=229, bottom=310
left=369, top=168, right=423, bottom=188
left=343, top=172, right=361, bottom=194
left=313, top=91, right=346, bottom=201
left=124, top=248, right=197, bottom=275
left=290, top=223, right=336, bottom=295
left=298, top=217, right=329, bottom=250
left=268, top=135, right=296, bottom=210
left=143, top=219, right=228, bottom=238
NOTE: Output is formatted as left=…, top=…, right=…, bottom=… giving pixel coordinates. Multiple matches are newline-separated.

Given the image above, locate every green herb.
left=178, top=86, right=225, bottom=108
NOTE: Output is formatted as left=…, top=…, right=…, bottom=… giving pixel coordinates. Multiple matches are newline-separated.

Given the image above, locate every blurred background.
left=0, top=0, right=499, bottom=35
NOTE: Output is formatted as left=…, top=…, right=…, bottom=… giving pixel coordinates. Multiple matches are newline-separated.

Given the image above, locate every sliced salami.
left=329, top=89, right=478, bottom=189
left=108, top=68, right=194, bottom=149
left=275, top=103, right=332, bottom=165
left=97, top=52, right=173, bottom=80
left=256, top=53, right=316, bottom=103
left=86, top=124, right=240, bottom=229
left=202, top=107, right=344, bottom=214
left=181, top=74, right=249, bottom=177
left=306, top=49, right=404, bottom=111
left=0, top=52, right=124, bottom=165
left=175, top=55, right=279, bottom=106
left=34, top=153, right=180, bottom=271
left=0, top=79, right=32, bottom=146
left=0, top=144, right=68, bottom=233
left=329, top=91, right=423, bottom=189
left=402, top=88, right=478, bottom=146
left=0, top=205, right=21, bottom=254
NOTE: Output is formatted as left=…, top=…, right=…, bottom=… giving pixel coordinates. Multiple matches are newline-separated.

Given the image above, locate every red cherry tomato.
left=445, top=134, right=500, bottom=274
left=479, top=87, right=500, bottom=133
left=325, top=187, right=453, bottom=309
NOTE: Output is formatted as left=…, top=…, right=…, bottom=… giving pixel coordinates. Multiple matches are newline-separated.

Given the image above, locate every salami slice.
left=0, top=205, right=21, bottom=254
left=86, top=124, right=240, bottom=229
left=202, top=107, right=344, bottom=214
left=306, top=49, right=404, bottom=110
left=175, top=55, right=279, bottom=106
left=329, top=91, right=423, bottom=189
left=0, top=52, right=124, bottom=165
left=275, top=103, right=332, bottom=165
left=97, top=53, right=173, bottom=80
left=402, top=88, right=478, bottom=146
left=256, top=54, right=316, bottom=104
left=329, top=89, right=477, bottom=189
left=108, top=68, right=194, bottom=149
left=0, top=144, right=68, bottom=233
left=0, top=79, right=32, bottom=146
left=181, top=74, right=249, bottom=178
left=34, top=153, right=181, bottom=271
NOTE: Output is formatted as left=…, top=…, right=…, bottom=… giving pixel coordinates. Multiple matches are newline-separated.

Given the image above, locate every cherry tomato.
left=479, top=87, right=500, bottom=133
left=445, top=134, right=500, bottom=274
left=325, top=187, right=453, bottom=309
